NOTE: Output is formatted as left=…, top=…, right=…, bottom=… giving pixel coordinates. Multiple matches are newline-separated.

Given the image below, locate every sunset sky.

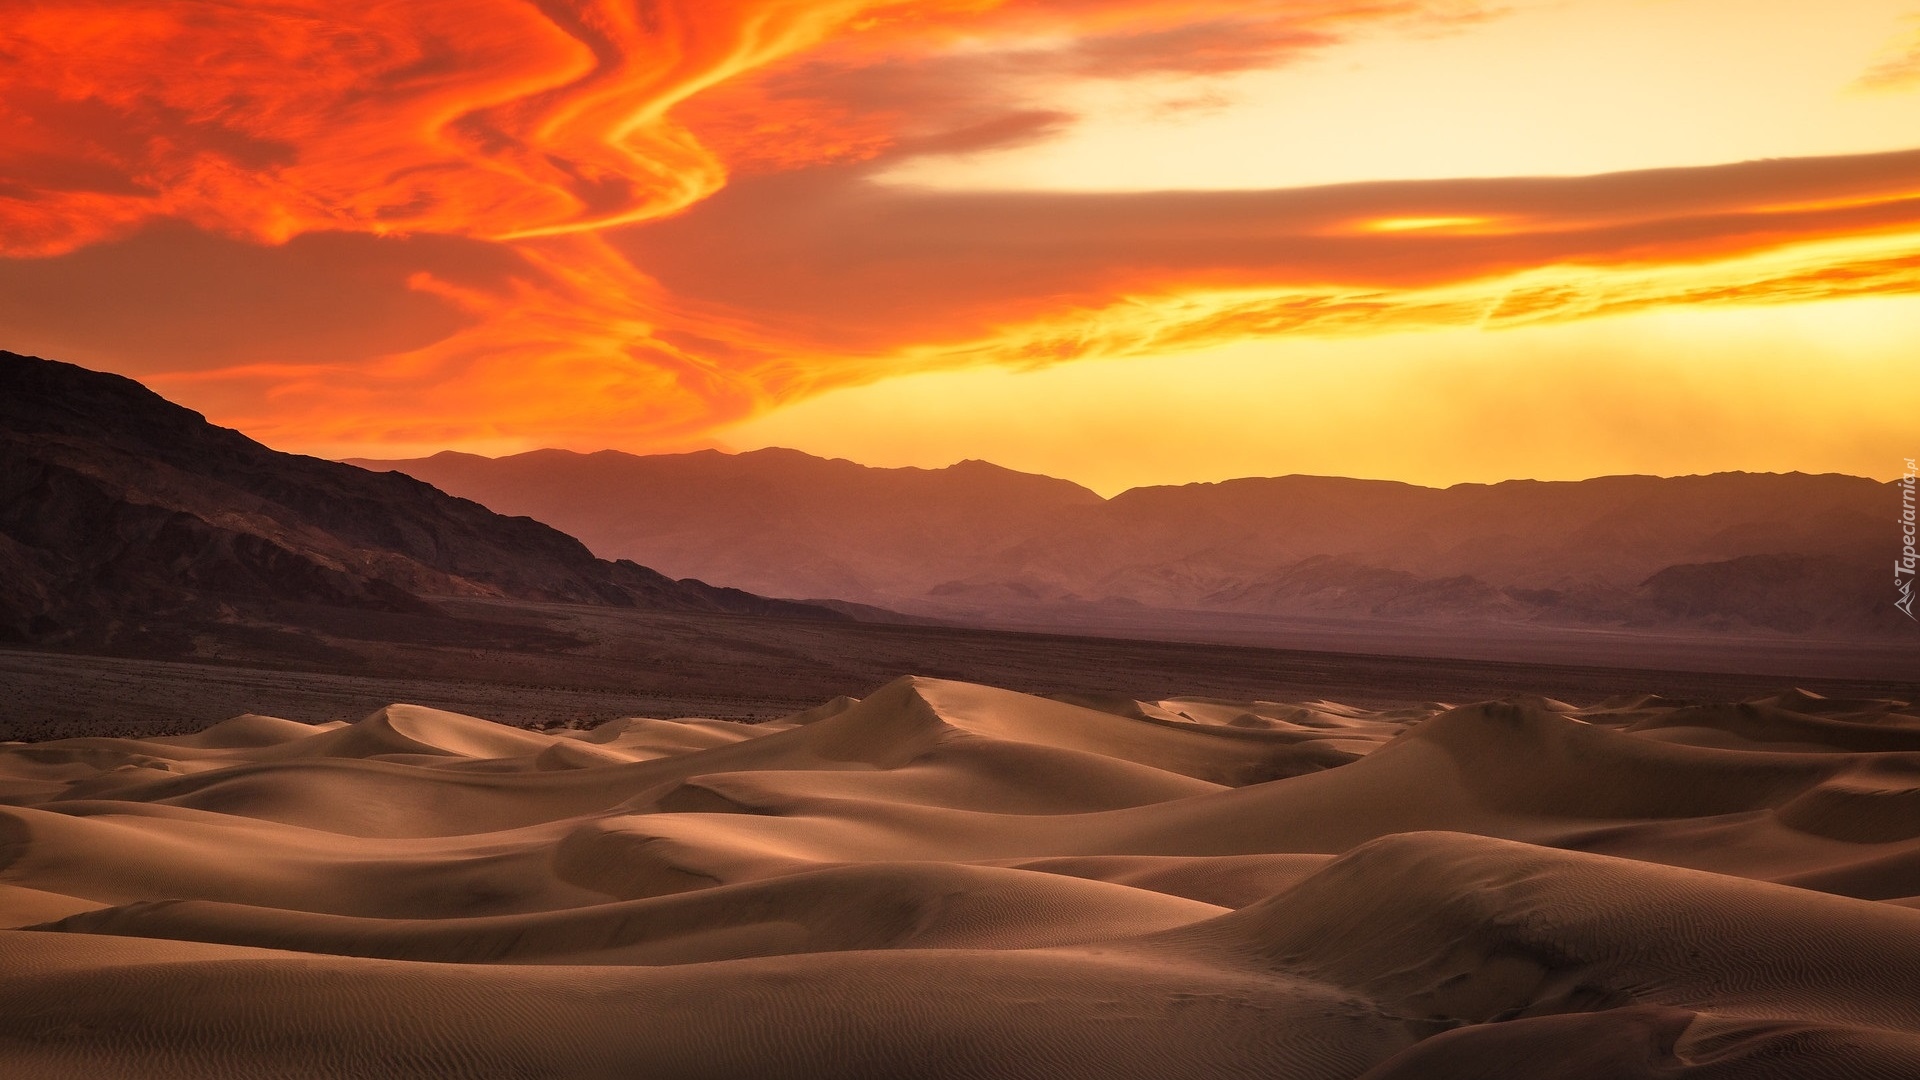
left=4, top=0, right=1918, bottom=492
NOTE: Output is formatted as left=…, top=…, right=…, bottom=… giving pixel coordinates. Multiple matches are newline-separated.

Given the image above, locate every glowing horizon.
left=3, top=0, right=1917, bottom=491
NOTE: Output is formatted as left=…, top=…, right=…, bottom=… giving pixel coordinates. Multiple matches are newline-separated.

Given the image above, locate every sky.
left=3, top=0, right=1918, bottom=492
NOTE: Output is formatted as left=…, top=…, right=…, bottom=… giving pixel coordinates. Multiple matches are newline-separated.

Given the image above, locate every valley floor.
left=3, top=599, right=1916, bottom=741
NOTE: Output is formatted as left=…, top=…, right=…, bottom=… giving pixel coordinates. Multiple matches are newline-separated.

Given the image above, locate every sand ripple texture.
left=4, top=677, right=1920, bottom=1078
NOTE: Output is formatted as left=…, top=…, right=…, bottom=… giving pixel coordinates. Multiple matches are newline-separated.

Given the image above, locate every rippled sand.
left=4, top=677, right=1920, bottom=1077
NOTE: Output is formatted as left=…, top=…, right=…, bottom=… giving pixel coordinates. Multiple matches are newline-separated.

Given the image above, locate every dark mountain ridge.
left=0, top=351, right=844, bottom=645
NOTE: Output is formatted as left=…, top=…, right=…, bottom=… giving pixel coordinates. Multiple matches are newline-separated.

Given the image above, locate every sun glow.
left=722, top=293, right=1920, bottom=496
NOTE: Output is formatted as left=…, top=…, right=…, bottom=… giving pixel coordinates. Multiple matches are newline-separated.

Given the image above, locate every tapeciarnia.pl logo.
left=1899, top=457, right=1917, bottom=620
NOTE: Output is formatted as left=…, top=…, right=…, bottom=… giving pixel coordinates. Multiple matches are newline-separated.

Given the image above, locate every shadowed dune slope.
left=4, top=678, right=1920, bottom=1077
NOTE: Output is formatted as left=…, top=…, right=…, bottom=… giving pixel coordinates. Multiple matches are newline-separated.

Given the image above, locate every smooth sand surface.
left=4, top=676, right=1920, bottom=1077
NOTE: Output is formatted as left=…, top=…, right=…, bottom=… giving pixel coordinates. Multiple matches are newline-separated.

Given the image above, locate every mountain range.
left=0, top=352, right=843, bottom=646
left=1, top=347, right=1899, bottom=658
left=349, top=447, right=1907, bottom=639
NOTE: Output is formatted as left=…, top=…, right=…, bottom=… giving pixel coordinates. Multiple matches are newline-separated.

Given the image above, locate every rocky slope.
left=0, top=352, right=843, bottom=644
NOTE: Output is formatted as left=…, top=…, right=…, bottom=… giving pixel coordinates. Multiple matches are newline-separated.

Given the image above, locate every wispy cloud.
left=1855, top=15, right=1920, bottom=91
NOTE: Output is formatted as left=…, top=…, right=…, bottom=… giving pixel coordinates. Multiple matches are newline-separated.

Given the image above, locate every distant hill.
left=0, top=352, right=846, bottom=645
left=349, top=447, right=1105, bottom=604
left=350, top=448, right=1910, bottom=639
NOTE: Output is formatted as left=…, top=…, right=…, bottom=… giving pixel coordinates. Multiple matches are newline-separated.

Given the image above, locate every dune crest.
left=4, top=679, right=1920, bottom=1077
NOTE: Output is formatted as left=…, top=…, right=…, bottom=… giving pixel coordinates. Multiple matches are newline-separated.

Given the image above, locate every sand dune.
left=4, top=677, right=1919, bottom=1076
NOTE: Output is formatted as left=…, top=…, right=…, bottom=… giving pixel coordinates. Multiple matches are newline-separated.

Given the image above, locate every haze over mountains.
left=352, top=447, right=1905, bottom=639
left=0, top=352, right=841, bottom=646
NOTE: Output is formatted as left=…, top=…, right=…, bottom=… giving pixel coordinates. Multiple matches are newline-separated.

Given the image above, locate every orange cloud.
left=676, top=0, right=1496, bottom=174
left=1, top=0, right=1916, bottom=462
left=619, top=149, right=1920, bottom=349
left=0, top=0, right=901, bottom=256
